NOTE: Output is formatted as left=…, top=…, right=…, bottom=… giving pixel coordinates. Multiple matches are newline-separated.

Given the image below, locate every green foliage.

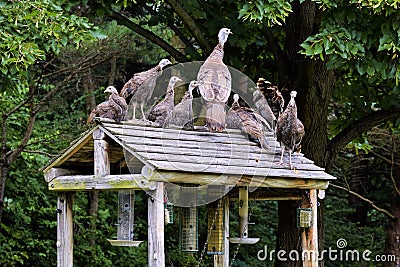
left=238, top=0, right=293, bottom=26
left=0, top=0, right=99, bottom=87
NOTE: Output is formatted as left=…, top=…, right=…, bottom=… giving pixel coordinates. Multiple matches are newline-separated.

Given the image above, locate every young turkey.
left=87, top=86, right=127, bottom=124
left=256, top=78, right=284, bottom=121
left=164, top=80, right=201, bottom=129
left=253, top=89, right=275, bottom=130
left=120, top=59, right=172, bottom=120
left=275, top=91, right=305, bottom=169
left=148, top=76, right=182, bottom=126
left=197, top=28, right=232, bottom=132
left=227, top=94, right=270, bottom=150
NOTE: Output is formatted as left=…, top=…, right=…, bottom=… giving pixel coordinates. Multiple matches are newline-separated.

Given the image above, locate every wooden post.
left=57, top=192, right=74, bottom=267
left=148, top=182, right=165, bottom=267
left=214, top=196, right=230, bottom=267
left=93, top=129, right=110, bottom=177
left=302, top=189, right=318, bottom=267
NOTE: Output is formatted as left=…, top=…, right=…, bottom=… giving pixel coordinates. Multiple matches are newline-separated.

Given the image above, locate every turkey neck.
left=205, top=43, right=224, bottom=63
left=164, top=83, right=176, bottom=105
left=286, top=98, right=298, bottom=118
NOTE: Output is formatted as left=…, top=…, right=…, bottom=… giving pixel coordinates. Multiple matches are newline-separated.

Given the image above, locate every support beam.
left=57, top=192, right=74, bottom=267
left=302, top=189, right=318, bottom=267
left=148, top=182, right=165, bottom=267
left=213, top=196, right=230, bottom=267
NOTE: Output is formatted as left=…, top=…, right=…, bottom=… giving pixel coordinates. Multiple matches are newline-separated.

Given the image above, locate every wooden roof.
left=43, top=120, right=335, bottom=188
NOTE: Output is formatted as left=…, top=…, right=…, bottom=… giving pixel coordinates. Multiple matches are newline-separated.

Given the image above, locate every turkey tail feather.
left=206, top=102, right=226, bottom=132
left=259, top=134, right=270, bottom=150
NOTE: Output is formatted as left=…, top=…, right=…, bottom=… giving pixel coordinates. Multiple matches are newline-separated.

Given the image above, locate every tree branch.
left=326, top=108, right=400, bottom=168
left=136, top=0, right=198, bottom=57
left=108, top=9, right=188, bottom=62
left=164, top=0, right=212, bottom=55
left=330, top=183, right=396, bottom=219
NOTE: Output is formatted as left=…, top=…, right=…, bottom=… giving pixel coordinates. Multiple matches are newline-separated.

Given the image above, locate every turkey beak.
left=228, top=29, right=233, bottom=35
left=104, top=88, right=111, bottom=93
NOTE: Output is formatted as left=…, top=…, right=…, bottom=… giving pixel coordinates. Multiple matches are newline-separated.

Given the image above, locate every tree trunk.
left=87, top=190, right=99, bottom=246
left=275, top=201, right=302, bottom=267
left=383, top=136, right=400, bottom=267
left=276, top=2, right=336, bottom=267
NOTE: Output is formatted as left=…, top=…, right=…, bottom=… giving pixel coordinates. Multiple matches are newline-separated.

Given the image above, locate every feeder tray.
left=228, top=237, right=260, bottom=244
left=107, top=239, right=143, bottom=247
left=228, top=187, right=260, bottom=245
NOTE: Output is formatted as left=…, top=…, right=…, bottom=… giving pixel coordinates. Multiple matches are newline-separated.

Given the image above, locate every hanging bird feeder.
left=206, top=186, right=226, bottom=255
left=179, top=186, right=198, bottom=252
left=164, top=190, right=174, bottom=224
left=107, top=190, right=143, bottom=246
left=180, top=206, right=198, bottom=252
left=297, top=208, right=312, bottom=228
left=229, top=187, right=260, bottom=244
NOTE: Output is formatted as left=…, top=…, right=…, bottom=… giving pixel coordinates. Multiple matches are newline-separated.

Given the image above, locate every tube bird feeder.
left=229, top=187, right=260, bottom=244
left=108, top=190, right=143, bottom=246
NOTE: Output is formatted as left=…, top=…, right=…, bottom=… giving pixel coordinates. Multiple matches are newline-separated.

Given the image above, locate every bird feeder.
left=297, top=208, right=312, bottom=228
left=164, top=191, right=174, bottom=224
left=107, top=190, right=143, bottom=246
left=229, top=187, right=260, bottom=244
left=179, top=186, right=198, bottom=252
left=207, top=186, right=226, bottom=255
left=179, top=206, right=198, bottom=252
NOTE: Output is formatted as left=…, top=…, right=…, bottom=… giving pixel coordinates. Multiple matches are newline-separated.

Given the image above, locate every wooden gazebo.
left=42, top=120, right=335, bottom=267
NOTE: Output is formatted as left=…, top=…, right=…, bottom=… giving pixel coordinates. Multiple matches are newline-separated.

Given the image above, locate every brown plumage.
left=148, top=76, right=182, bottom=126
left=276, top=91, right=305, bottom=169
left=256, top=78, right=284, bottom=120
left=227, top=94, right=270, bottom=150
left=120, top=59, right=172, bottom=120
left=197, top=28, right=232, bottom=132
left=164, top=80, right=201, bottom=129
left=253, top=89, right=275, bottom=130
left=87, top=86, right=127, bottom=124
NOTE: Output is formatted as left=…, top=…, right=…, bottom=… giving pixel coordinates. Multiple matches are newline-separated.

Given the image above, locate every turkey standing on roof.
left=120, top=59, right=172, bottom=120
left=164, top=80, right=201, bottom=129
left=227, top=94, right=270, bottom=150
left=256, top=78, right=284, bottom=122
left=275, top=91, right=305, bottom=169
left=87, top=86, right=127, bottom=124
left=253, top=89, right=275, bottom=130
left=148, top=76, right=182, bottom=127
left=197, top=28, right=232, bottom=132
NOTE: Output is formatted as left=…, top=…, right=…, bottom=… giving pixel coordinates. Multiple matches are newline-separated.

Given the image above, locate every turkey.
left=164, top=80, right=201, bottom=129
left=253, top=89, right=275, bottom=130
left=87, top=86, right=127, bottom=124
left=275, top=91, right=305, bottom=169
left=148, top=76, right=182, bottom=126
left=120, top=59, right=172, bottom=120
left=256, top=78, right=284, bottom=121
left=226, top=94, right=270, bottom=150
left=197, top=28, right=232, bottom=132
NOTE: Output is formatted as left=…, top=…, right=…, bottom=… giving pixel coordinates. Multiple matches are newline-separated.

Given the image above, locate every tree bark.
left=275, top=201, right=302, bottom=267
left=383, top=135, right=400, bottom=267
